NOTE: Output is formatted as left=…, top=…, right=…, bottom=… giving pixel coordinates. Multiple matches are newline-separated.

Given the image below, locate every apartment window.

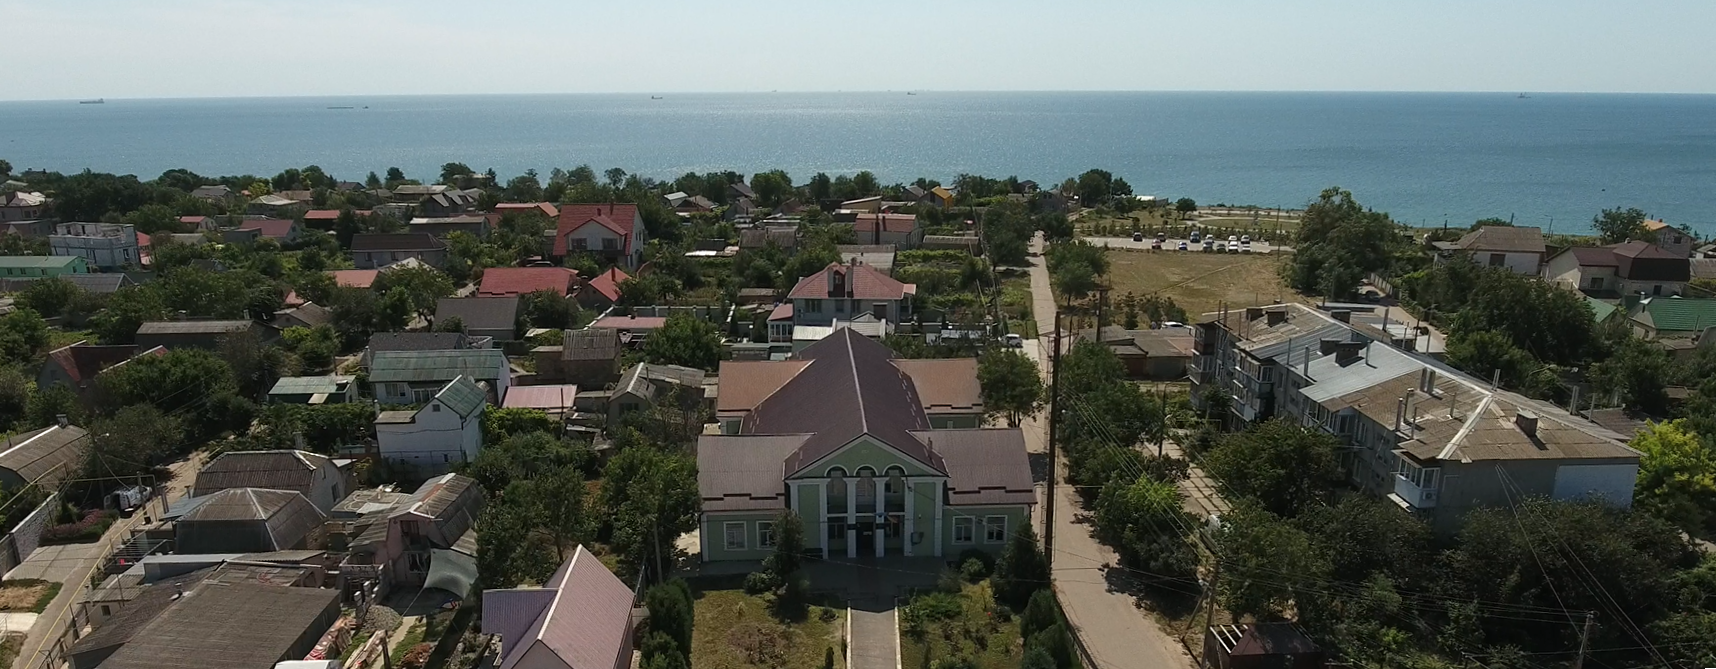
left=952, top=517, right=975, bottom=544
left=724, top=522, right=747, bottom=551
left=805, top=299, right=823, bottom=314
left=757, top=521, right=776, bottom=549
left=984, top=516, right=1007, bottom=543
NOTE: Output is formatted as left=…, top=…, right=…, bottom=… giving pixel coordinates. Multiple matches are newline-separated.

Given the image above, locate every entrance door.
left=855, top=521, right=876, bottom=555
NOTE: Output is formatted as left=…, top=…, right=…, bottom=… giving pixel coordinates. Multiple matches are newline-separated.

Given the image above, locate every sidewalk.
left=1025, top=232, right=1193, bottom=669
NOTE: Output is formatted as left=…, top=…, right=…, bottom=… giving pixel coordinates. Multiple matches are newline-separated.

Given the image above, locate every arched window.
left=885, top=465, right=906, bottom=494
left=856, top=466, right=877, bottom=502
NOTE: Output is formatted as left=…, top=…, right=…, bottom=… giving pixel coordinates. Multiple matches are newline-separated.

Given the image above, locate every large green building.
left=696, top=329, right=1034, bottom=562
left=0, top=255, right=88, bottom=278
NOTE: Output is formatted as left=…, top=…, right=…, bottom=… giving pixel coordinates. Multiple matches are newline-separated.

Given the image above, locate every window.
left=985, top=516, right=1007, bottom=543
left=412, top=388, right=435, bottom=403
left=602, top=237, right=618, bottom=251
left=1587, top=276, right=1604, bottom=290
left=430, top=404, right=440, bottom=412
left=1488, top=253, right=1505, bottom=267
left=835, top=299, right=845, bottom=313
left=724, top=522, right=747, bottom=551
left=828, top=519, right=846, bottom=540
left=805, top=299, right=823, bottom=314
left=571, top=237, right=589, bottom=251
left=757, top=521, right=776, bottom=548
left=953, top=517, right=975, bottom=544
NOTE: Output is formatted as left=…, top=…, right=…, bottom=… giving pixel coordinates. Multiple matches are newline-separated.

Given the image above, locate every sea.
left=2, top=91, right=1713, bottom=235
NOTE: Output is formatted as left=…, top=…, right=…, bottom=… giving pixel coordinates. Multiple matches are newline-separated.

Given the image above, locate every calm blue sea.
left=2, top=92, right=1713, bottom=234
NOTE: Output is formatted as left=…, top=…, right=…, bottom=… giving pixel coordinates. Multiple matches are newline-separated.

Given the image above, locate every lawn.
left=691, top=588, right=846, bottom=669
left=0, top=579, right=59, bottom=613
left=1104, top=248, right=1294, bottom=319
left=899, top=581, right=1023, bottom=669
left=0, top=633, right=21, bottom=667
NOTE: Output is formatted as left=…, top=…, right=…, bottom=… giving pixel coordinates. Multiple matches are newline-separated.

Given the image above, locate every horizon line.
left=6, top=89, right=1716, bottom=103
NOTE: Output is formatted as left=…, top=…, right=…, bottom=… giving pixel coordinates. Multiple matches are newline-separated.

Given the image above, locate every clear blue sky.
left=7, top=0, right=1715, bottom=100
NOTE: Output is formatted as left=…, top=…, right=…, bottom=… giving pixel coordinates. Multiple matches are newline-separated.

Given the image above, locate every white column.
left=932, top=480, right=944, bottom=558
left=846, top=478, right=858, bottom=559
left=698, top=518, right=709, bottom=563
left=903, top=481, right=915, bottom=557
left=874, top=510, right=885, bottom=558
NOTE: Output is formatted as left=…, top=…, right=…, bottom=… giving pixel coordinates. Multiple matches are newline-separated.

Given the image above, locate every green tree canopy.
left=1202, top=419, right=1341, bottom=518
left=642, top=313, right=722, bottom=370
left=1285, top=187, right=1404, bottom=298
left=1593, top=207, right=1650, bottom=244
left=1631, top=420, right=1716, bottom=534
left=977, top=349, right=1043, bottom=427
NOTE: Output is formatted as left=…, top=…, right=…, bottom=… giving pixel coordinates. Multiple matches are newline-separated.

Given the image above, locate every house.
left=38, top=342, right=164, bottom=403
left=767, top=303, right=794, bottom=343
left=728, top=182, right=758, bottom=202
left=739, top=226, right=798, bottom=252
left=0, top=255, right=87, bottom=278
left=1645, top=219, right=1695, bottom=258
left=483, top=545, right=635, bottom=669
left=903, top=185, right=928, bottom=202
left=267, top=375, right=358, bottom=405
left=391, top=184, right=476, bottom=217
left=1204, top=623, right=1326, bottom=669
left=533, top=327, right=623, bottom=387
left=172, top=488, right=329, bottom=554
left=368, top=349, right=510, bottom=405
left=1077, top=326, right=1197, bottom=381
left=0, top=191, right=47, bottom=222
left=576, top=267, right=629, bottom=310
left=189, top=184, right=236, bottom=202
left=57, top=272, right=138, bottom=294
left=339, top=473, right=482, bottom=596
left=135, top=320, right=266, bottom=350
left=927, top=186, right=956, bottom=209
left=590, top=315, right=668, bottom=345
left=0, top=424, right=90, bottom=492
left=610, top=362, right=707, bottom=424
left=696, top=329, right=1033, bottom=561
left=66, top=576, right=340, bottom=669
left=192, top=450, right=354, bottom=513
left=719, top=354, right=983, bottom=431
left=788, top=260, right=914, bottom=326
left=330, top=268, right=380, bottom=289
left=675, top=195, right=716, bottom=215
left=375, top=376, right=487, bottom=474
left=1431, top=226, right=1545, bottom=275
left=1624, top=296, right=1716, bottom=340
left=503, top=384, right=580, bottom=421
left=492, top=202, right=560, bottom=219
left=350, top=233, right=448, bottom=269
left=268, top=302, right=333, bottom=331
left=792, top=316, right=891, bottom=352
left=837, top=245, right=897, bottom=276
left=479, top=267, right=578, bottom=297
left=725, top=197, right=761, bottom=223
left=362, top=331, right=474, bottom=368
left=436, top=296, right=522, bottom=341
left=555, top=204, right=646, bottom=268
left=1543, top=241, right=1690, bottom=297
left=302, top=209, right=342, bottom=229
left=177, top=215, right=219, bottom=231
left=0, top=219, right=56, bottom=237
left=1189, top=303, right=1640, bottom=531
left=409, top=215, right=490, bottom=239
left=852, top=213, right=922, bottom=249
left=50, top=222, right=141, bottom=270
left=237, top=218, right=302, bottom=244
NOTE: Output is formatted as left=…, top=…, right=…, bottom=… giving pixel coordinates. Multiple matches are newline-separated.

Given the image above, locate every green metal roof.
left=435, top=375, right=488, bottom=418
left=1639, top=297, right=1716, bottom=333
left=0, top=256, right=81, bottom=269
left=1585, top=296, right=1618, bottom=323
left=268, top=375, right=352, bottom=396
left=368, top=349, right=506, bottom=383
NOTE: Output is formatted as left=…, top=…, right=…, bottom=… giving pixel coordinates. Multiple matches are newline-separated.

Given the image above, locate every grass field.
left=692, top=589, right=845, bottom=669
left=1105, top=248, right=1295, bottom=318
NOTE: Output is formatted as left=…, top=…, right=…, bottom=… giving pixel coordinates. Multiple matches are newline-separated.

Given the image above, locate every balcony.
left=1392, top=475, right=1439, bottom=509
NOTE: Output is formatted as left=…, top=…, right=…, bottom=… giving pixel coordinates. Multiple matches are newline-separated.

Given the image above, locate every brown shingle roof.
left=715, top=360, right=812, bottom=413
left=1452, top=226, right=1545, bottom=254
left=915, top=429, right=1035, bottom=506
left=696, top=434, right=809, bottom=511
left=894, top=359, right=983, bottom=413
left=46, top=343, right=139, bottom=383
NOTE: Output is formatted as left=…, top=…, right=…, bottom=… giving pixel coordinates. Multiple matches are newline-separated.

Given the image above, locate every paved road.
left=1084, top=235, right=1288, bottom=254
left=848, top=599, right=899, bottom=669
left=1025, top=233, right=1194, bottom=669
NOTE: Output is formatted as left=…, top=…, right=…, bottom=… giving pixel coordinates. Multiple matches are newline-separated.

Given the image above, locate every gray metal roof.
left=135, top=320, right=254, bottom=335
left=0, top=425, right=88, bottom=489
left=435, top=376, right=488, bottom=418
left=192, top=450, right=333, bottom=498
left=85, top=580, right=339, bottom=669
left=436, top=296, right=521, bottom=332
left=267, top=376, right=352, bottom=396
left=367, top=332, right=468, bottom=352
left=368, top=349, right=506, bottom=383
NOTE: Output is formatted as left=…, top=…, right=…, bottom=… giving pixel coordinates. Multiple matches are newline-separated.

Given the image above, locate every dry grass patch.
left=0, top=579, right=59, bottom=613
left=1104, top=249, right=1296, bottom=319
left=692, top=589, right=844, bottom=669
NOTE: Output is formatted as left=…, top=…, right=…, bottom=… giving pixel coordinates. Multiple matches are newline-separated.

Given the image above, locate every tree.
left=374, top=264, right=453, bottom=323
left=749, top=170, right=793, bottom=207
left=23, top=384, right=79, bottom=431
left=1074, top=169, right=1114, bottom=206
left=1201, top=420, right=1340, bottom=518
left=98, top=348, right=244, bottom=441
left=1630, top=420, right=1716, bottom=534
left=1589, top=336, right=1673, bottom=415
left=1175, top=198, right=1197, bottom=213
left=520, top=289, right=580, bottom=329
left=1044, top=239, right=1108, bottom=301
left=1285, top=188, right=1403, bottom=298
left=0, top=309, right=50, bottom=366
left=642, top=313, right=721, bottom=370
left=1093, top=474, right=1197, bottom=580
left=87, top=405, right=183, bottom=479
left=1593, top=207, right=1650, bottom=244
left=764, top=510, right=804, bottom=579
left=604, top=447, right=701, bottom=582
left=977, top=349, right=1043, bottom=426
left=993, top=525, right=1050, bottom=606
left=462, top=432, right=595, bottom=494
left=644, top=579, right=694, bottom=661
left=385, top=167, right=406, bottom=184
left=0, top=367, right=31, bottom=430
left=518, top=465, right=592, bottom=562
left=1470, top=217, right=1513, bottom=231
left=476, top=492, right=556, bottom=589
left=1215, top=504, right=1331, bottom=620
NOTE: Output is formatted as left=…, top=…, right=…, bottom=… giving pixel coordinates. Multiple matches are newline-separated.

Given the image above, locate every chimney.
left=1330, top=309, right=1352, bottom=323
left=1265, top=308, right=1287, bottom=326
left=1394, top=397, right=1406, bottom=433
left=1569, top=386, right=1582, bottom=416
left=1403, top=390, right=1418, bottom=430
left=1319, top=338, right=1342, bottom=356
left=55, top=414, right=68, bottom=429
left=1419, top=367, right=1437, bottom=394
left=1515, top=410, right=1539, bottom=437
left=1244, top=307, right=1265, bottom=322
left=1334, top=341, right=1364, bottom=365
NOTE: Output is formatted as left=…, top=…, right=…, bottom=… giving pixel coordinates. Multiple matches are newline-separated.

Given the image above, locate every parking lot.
left=1085, top=234, right=1287, bottom=254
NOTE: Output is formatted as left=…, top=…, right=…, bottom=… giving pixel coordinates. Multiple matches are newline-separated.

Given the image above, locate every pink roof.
left=485, top=546, right=634, bottom=669
left=480, top=267, right=578, bottom=297
left=136, top=232, right=151, bottom=248
left=768, top=303, right=793, bottom=321
left=330, top=269, right=380, bottom=289
left=554, top=204, right=639, bottom=256
left=591, top=315, right=667, bottom=330
left=583, top=267, right=629, bottom=303
left=178, top=216, right=211, bottom=225
left=788, top=262, right=912, bottom=301
left=502, top=384, right=579, bottom=411
left=304, top=210, right=342, bottom=221
left=239, top=218, right=296, bottom=239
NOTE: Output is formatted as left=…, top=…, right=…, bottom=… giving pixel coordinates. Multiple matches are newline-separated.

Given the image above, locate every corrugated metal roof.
left=435, top=376, right=488, bottom=418
left=696, top=434, right=808, bottom=511
left=369, top=349, right=506, bottom=383
left=0, top=256, right=82, bottom=269
left=135, top=320, right=253, bottom=335
left=503, top=385, right=579, bottom=411
left=0, top=425, right=88, bottom=489
left=437, top=296, right=521, bottom=332
left=268, top=375, right=352, bottom=396
left=192, top=450, right=330, bottom=497
left=915, top=429, right=1035, bottom=506
left=561, top=328, right=620, bottom=361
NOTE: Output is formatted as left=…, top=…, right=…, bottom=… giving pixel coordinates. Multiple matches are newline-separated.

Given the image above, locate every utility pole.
left=1045, top=312, right=1063, bottom=571
left=1572, top=612, right=1595, bottom=669
left=1202, top=562, right=1220, bottom=635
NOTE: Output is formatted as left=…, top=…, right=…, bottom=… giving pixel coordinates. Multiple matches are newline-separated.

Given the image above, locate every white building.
left=375, top=376, right=487, bottom=475
left=1431, top=225, right=1545, bottom=276
left=50, top=222, right=140, bottom=270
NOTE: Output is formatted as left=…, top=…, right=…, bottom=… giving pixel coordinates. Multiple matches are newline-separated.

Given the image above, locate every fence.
left=0, top=492, right=59, bottom=576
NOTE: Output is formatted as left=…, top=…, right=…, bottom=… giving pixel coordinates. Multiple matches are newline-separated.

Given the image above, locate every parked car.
left=1151, top=241, right=1163, bottom=250
left=1228, top=235, right=1239, bottom=243
left=1002, top=333, right=1024, bottom=348
left=1240, top=234, right=1252, bottom=244
left=1227, top=241, right=1240, bottom=251
left=1162, top=321, right=1186, bottom=328
left=1176, top=241, right=1188, bottom=251
left=1203, top=239, right=1215, bottom=251
left=1155, top=231, right=1168, bottom=242
left=1132, top=231, right=1144, bottom=242
left=1189, top=230, right=1202, bottom=243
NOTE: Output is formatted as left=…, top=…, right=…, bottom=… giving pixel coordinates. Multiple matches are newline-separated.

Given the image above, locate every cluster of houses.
left=1433, top=222, right=1716, bottom=355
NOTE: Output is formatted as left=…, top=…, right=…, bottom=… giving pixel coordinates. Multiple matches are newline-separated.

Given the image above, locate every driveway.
left=1024, top=232, right=1194, bottom=669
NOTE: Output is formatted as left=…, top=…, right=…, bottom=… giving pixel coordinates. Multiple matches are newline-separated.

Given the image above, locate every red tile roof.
left=238, top=218, right=296, bottom=239
left=554, top=204, right=639, bottom=256
left=788, top=262, right=912, bottom=301
left=584, top=267, right=629, bottom=303
left=478, top=267, right=578, bottom=297
left=768, top=303, right=793, bottom=322
left=47, top=343, right=141, bottom=383
left=136, top=232, right=151, bottom=248
left=330, top=269, right=380, bottom=289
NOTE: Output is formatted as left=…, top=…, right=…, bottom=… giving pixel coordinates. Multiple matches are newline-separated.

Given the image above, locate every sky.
left=5, top=0, right=1716, bottom=100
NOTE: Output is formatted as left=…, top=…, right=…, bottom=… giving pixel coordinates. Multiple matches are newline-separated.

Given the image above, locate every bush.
left=818, top=606, right=838, bottom=623
left=960, top=558, right=991, bottom=583
left=936, top=568, right=963, bottom=594
left=41, top=510, right=116, bottom=545
left=910, top=592, right=964, bottom=622
left=743, top=571, right=781, bottom=595
left=398, top=643, right=433, bottom=669
left=644, top=580, right=694, bottom=659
